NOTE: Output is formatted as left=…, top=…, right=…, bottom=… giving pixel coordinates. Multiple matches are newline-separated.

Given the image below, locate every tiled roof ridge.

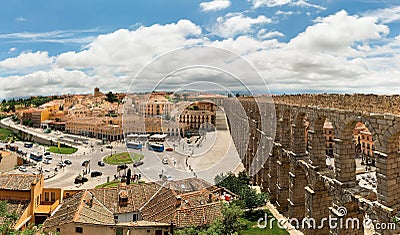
left=73, top=190, right=88, bottom=222
left=139, top=182, right=167, bottom=211
left=77, top=198, right=114, bottom=225
left=3, top=175, right=11, bottom=189
left=141, top=189, right=177, bottom=219
left=144, top=204, right=176, bottom=222
left=180, top=188, right=209, bottom=197
left=176, top=201, right=222, bottom=211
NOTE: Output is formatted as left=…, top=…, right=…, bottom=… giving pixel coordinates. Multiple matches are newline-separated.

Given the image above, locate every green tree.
left=215, top=171, right=267, bottom=210
left=175, top=226, right=199, bottom=235
left=106, top=92, right=119, bottom=103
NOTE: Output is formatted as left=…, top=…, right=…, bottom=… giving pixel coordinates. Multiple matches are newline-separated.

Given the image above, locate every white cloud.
left=249, top=0, right=325, bottom=10
left=0, top=68, right=94, bottom=98
left=0, top=29, right=100, bottom=44
left=0, top=51, right=54, bottom=69
left=0, top=10, right=400, bottom=98
left=257, top=29, right=284, bottom=39
left=200, top=0, right=231, bottom=12
left=209, top=13, right=272, bottom=38
left=363, top=6, right=400, bottom=24
left=275, top=10, right=296, bottom=16
left=292, top=0, right=326, bottom=10
left=249, top=0, right=291, bottom=8
left=8, top=47, right=16, bottom=53
left=16, top=17, right=27, bottom=22
left=288, top=10, right=389, bottom=56
left=56, top=20, right=203, bottom=71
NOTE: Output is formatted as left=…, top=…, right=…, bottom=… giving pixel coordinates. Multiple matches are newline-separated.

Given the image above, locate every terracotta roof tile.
left=0, top=174, right=41, bottom=191
left=0, top=200, right=30, bottom=226
left=175, top=202, right=223, bottom=228
left=43, top=190, right=114, bottom=228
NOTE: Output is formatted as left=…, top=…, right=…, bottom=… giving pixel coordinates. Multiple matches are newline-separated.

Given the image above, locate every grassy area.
left=95, top=179, right=146, bottom=188
left=103, top=152, right=144, bottom=165
left=95, top=180, right=120, bottom=188
left=242, top=210, right=290, bottom=235
left=0, top=128, right=12, bottom=141
left=47, top=146, right=77, bottom=154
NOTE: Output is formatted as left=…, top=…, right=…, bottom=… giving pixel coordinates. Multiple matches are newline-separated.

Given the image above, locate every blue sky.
left=0, top=0, right=400, bottom=98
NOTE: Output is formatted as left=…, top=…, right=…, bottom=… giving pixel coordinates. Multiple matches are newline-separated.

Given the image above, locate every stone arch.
left=376, top=123, right=400, bottom=209
left=333, top=115, right=376, bottom=184
left=293, top=111, right=308, bottom=156
left=304, top=178, right=332, bottom=235
left=280, top=108, right=293, bottom=150
left=288, top=159, right=308, bottom=222
left=308, top=114, right=328, bottom=169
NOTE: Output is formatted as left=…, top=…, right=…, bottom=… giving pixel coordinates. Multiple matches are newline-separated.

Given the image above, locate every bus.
left=126, top=141, right=143, bottom=150
left=147, top=143, right=164, bottom=152
left=30, top=152, right=43, bottom=161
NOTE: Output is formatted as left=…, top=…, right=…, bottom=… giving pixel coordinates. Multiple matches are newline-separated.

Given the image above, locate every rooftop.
left=43, top=190, right=114, bottom=228
left=0, top=174, right=41, bottom=191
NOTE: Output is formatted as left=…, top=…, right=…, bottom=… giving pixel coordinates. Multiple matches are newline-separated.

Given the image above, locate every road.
left=3, top=118, right=244, bottom=189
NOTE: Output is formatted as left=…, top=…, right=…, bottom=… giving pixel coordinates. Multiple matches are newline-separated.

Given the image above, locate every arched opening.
left=335, top=120, right=376, bottom=186
left=276, top=109, right=292, bottom=213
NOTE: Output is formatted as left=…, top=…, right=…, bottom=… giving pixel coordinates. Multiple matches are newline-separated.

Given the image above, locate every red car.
left=166, top=147, right=174, bottom=151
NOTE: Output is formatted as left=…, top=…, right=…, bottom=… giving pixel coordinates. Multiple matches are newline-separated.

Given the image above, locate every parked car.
left=43, top=159, right=51, bottom=164
left=58, top=161, right=66, bottom=167
left=133, top=161, right=144, bottom=167
left=91, top=171, right=102, bottom=177
left=44, top=152, right=51, bottom=156
left=166, top=147, right=174, bottom=151
left=162, top=158, right=169, bottom=164
left=64, top=159, right=72, bottom=165
left=106, top=145, right=113, bottom=149
left=18, top=166, right=27, bottom=172
left=45, top=155, right=52, bottom=160
left=98, top=161, right=105, bottom=166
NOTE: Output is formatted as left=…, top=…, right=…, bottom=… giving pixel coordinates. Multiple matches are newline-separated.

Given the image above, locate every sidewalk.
left=264, top=202, right=304, bottom=235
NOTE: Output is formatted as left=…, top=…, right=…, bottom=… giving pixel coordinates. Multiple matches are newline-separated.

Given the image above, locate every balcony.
left=35, top=199, right=60, bottom=215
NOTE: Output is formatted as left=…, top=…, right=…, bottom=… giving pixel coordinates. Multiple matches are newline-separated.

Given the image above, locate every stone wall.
left=224, top=94, right=400, bottom=235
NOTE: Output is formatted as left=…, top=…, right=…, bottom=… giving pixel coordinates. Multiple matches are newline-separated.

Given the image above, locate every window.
left=75, top=227, right=83, bottom=233
left=116, top=227, right=123, bottom=235
left=133, top=214, right=138, bottom=222
left=44, top=192, right=49, bottom=201
left=51, top=192, right=56, bottom=202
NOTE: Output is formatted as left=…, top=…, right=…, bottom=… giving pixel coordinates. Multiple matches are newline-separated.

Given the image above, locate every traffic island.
left=103, top=152, right=144, bottom=165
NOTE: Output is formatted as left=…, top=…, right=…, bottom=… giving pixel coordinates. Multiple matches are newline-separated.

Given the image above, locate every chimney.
left=176, top=196, right=182, bottom=208
left=207, top=193, right=212, bottom=203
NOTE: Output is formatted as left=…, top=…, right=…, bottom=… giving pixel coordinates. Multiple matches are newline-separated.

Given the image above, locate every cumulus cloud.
left=249, top=0, right=325, bottom=10
left=56, top=19, right=202, bottom=71
left=200, top=0, right=231, bottom=12
left=249, top=0, right=291, bottom=8
left=257, top=29, right=284, bottom=39
left=208, top=13, right=272, bottom=38
left=0, top=10, right=399, bottom=98
left=0, top=51, right=54, bottom=69
left=288, top=10, right=389, bottom=56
